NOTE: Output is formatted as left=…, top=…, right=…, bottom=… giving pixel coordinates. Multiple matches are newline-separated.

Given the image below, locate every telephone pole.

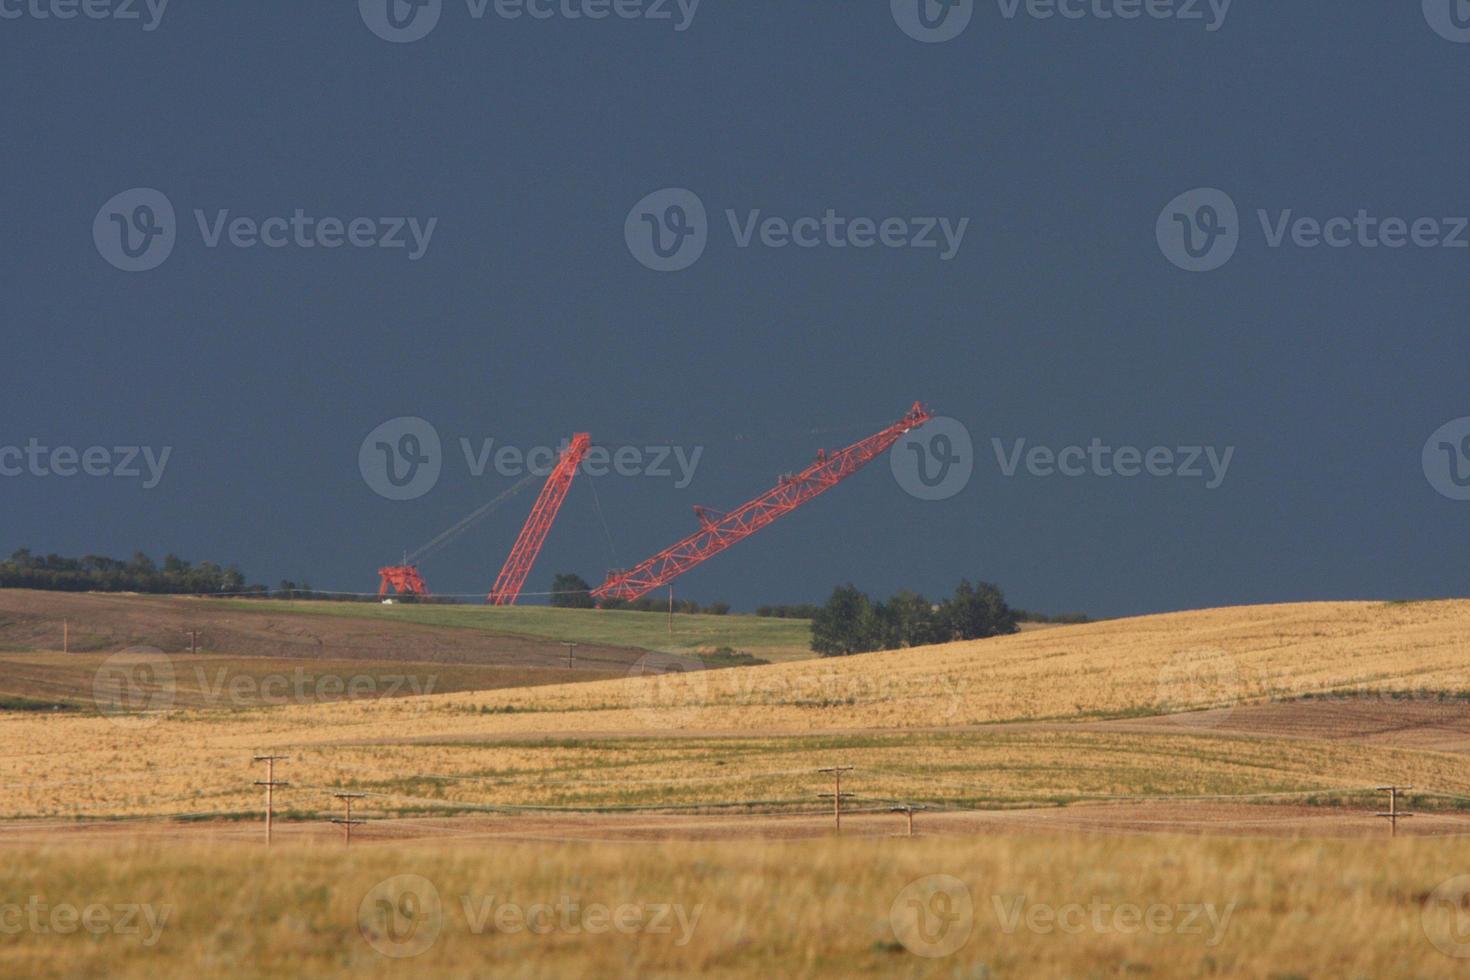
left=1376, top=785, right=1414, bottom=837
left=818, top=766, right=855, bottom=832
left=253, top=755, right=289, bottom=846
left=561, top=642, right=577, bottom=668
left=889, top=804, right=928, bottom=837
left=332, top=793, right=367, bottom=845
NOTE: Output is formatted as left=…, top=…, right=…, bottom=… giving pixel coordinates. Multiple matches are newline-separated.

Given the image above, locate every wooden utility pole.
left=562, top=642, right=577, bottom=668
left=889, top=804, right=928, bottom=837
left=667, top=587, right=674, bottom=636
left=63, top=620, right=68, bottom=654
left=253, top=755, right=289, bottom=846
left=186, top=630, right=199, bottom=655
left=332, top=793, right=367, bottom=845
left=818, top=766, right=855, bottom=832
left=1376, top=785, right=1415, bottom=837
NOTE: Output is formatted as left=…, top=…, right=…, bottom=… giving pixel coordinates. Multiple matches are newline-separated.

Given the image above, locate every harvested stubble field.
left=6, top=595, right=1470, bottom=977
left=2, top=597, right=1469, bottom=822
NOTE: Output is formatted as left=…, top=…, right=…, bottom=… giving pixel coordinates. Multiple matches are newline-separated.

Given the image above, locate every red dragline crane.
left=487, top=433, right=591, bottom=605
left=592, top=402, right=932, bottom=603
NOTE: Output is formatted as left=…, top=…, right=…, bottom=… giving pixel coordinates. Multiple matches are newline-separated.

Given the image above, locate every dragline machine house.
left=592, top=402, right=932, bottom=604
left=377, top=564, right=429, bottom=598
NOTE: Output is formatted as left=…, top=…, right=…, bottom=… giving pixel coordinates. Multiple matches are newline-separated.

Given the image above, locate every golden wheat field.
left=6, top=834, right=1470, bottom=979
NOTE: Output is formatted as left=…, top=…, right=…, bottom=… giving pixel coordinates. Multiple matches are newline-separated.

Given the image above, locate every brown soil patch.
left=0, top=589, right=644, bottom=670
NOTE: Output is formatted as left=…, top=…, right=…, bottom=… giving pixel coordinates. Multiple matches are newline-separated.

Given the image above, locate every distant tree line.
left=1, top=549, right=258, bottom=595
left=0, top=549, right=401, bottom=602
left=1010, top=609, right=1093, bottom=625
left=811, top=580, right=1020, bottom=656
left=548, top=573, right=730, bottom=614
left=765, top=601, right=1088, bottom=625
left=755, top=603, right=822, bottom=619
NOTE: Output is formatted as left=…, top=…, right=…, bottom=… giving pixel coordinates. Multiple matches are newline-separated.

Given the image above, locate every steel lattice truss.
left=487, top=433, right=591, bottom=605
left=593, top=402, right=931, bottom=603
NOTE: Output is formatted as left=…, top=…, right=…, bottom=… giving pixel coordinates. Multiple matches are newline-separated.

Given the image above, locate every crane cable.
left=403, top=470, right=541, bottom=567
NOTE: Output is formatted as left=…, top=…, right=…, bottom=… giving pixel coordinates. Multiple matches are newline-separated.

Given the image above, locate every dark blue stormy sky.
left=2, top=1, right=1466, bottom=616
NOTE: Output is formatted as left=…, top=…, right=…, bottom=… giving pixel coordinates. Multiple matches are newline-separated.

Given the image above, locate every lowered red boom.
left=592, top=402, right=930, bottom=603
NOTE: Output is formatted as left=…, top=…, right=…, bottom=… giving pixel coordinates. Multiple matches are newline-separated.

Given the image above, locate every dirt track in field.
left=6, top=800, right=1469, bottom=847
left=1084, top=698, right=1470, bottom=752
left=309, top=697, right=1470, bottom=751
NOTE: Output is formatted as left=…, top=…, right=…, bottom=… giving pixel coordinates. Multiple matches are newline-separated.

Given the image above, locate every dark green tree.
left=939, top=580, right=1018, bottom=641
left=811, top=584, right=883, bottom=656
left=549, top=572, right=596, bottom=608
left=876, top=590, right=943, bottom=648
